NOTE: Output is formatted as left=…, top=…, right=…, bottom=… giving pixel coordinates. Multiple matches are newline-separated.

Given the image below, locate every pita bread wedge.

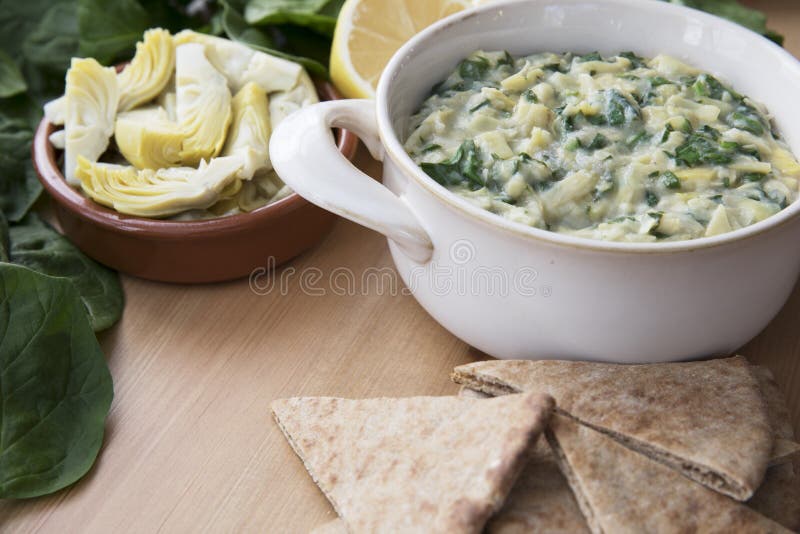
left=452, top=356, right=771, bottom=500
left=456, top=387, right=589, bottom=533
left=546, top=413, right=791, bottom=534
left=748, top=366, right=800, bottom=530
left=272, top=392, right=554, bottom=534
left=768, top=438, right=800, bottom=466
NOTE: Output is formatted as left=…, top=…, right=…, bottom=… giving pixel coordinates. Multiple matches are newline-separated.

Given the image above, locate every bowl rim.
left=33, top=79, right=359, bottom=239
left=376, top=0, right=800, bottom=254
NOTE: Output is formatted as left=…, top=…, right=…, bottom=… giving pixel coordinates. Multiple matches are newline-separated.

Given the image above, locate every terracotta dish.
left=33, top=81, right=358, bottom=284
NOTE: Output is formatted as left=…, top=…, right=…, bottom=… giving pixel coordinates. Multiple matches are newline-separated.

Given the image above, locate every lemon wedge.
left=330, top=0, right=477, bottom=99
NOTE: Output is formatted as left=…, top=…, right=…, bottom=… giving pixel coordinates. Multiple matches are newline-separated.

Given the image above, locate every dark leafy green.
left=665, top=0, right=783, bottom=45
left=421, top=141, right=484, bottom=190
left=0, top=212, right=8, bottom=262
left=23, top=2, right=80, bottom=74
left=691, top=73, right=729, bottom=99
left=673, top=126, right=735, bottom=166
left=459, top=56, right=491, bottom=82
left=220, top=0, right=328, bottom=77
left=0, top=263, right=113, bottom=499
left=77, top=0, right=150, bottom=64
left=9, top=215, right=124, bottom=332
left=605, top=89, right=640, bottom=127
left=0, top=116, right=41, bottom=223
left=244, top=0, right=342, bottom=36
left=660, top=171, right=682, bottom=190
left=0, top=51, right=26, bottom=99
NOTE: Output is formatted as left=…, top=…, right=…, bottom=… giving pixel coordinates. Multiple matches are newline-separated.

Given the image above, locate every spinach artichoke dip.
left=404, top=51, right=800, bottom=242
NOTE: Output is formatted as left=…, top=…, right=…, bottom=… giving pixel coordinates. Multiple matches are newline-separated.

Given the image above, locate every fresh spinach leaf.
left=0, top=116, right=41, bottom=223
left=245, top=0, right=342, bottom=37
left=665, top=0, right=783, bottom=45
left=0, top=212, right=8, bottom=262
left=23, top=2, right=79, bottom=74
left=221, top=0, right=328, bottom=77
left=0, top=51, right=26, bottom=99
left=0, top=263, right=113, bottom=499
left=9, top=214, right=123, bottom=332
left=77, top=0, right=149, bottom=65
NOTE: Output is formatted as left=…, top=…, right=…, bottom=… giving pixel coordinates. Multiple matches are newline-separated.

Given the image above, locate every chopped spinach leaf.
left=660, top=171, right=681, bottom=190
left=674, top=127, right=734, bottom=167
left=421, top=140, right=484, bottom=190
left=459, top=55, right=490, bottom=82
left=605, top=89, right=640, bottom=126
left=586, top=133, right=609, bottom=150
left=577, top=51, right=602, bottom=62
left=469, top=99, right=491, bottom=113
left=619, top=51, right=647, bottom=68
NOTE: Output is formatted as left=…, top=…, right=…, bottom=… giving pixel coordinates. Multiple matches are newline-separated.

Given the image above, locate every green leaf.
left=0, top=211, right=8, bottom=262
left=244, top=0, right=341, bottom=36
left=9, top=214, right=124, bottom=332
left=421, top=140, right=485, bottom=191
left=221, top=0, right=328, bottom=77
left=0, top=51, right=26, bottom=99
left=0, top=115, right=42, bottom=222
left=77, top=0, right=149, bottom=64
left=664, top=0, right=783, bottom=44
left=22, top=2, right=79, bottom=73
left=0, top=263, right=113, bottom=499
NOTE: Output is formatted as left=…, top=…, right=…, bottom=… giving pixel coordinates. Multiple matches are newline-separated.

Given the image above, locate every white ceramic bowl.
left=271, top=0, right=800, bottom=363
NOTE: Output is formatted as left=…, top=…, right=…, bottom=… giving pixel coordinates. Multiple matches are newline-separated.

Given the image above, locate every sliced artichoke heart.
left=115, top=107, right=183, bottom=170
left=269, top=70, right=319, bottom=130
left=173, top=30, right=302, bottom=93
left=223, top=82, right=271, bottom=179
left=118, top=28, right=175, bottom=111
left=175, top=43, right=232, bottom=166
left=64, top=58, right=119, bottom=185
left=76, top=155, right=244, bottom=218
left=44, top=96, right=66, bottom=125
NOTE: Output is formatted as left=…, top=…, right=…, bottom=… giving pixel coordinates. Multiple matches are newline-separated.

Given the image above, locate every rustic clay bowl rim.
left=32, top=80, right=358, bottom=240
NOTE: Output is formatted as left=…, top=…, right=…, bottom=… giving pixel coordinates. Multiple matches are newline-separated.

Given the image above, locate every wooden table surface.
left=3, top=4, right=800, bottom=532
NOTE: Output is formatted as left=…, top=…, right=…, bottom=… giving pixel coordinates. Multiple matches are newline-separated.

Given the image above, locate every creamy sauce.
left=405, top=51, right=800, bottom=242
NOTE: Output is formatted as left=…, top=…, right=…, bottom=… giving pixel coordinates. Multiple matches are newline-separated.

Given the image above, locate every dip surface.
left=405, top=51, right=800, bottom=242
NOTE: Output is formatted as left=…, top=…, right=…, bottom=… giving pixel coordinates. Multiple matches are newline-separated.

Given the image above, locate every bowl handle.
left=270, top=99, right=434, bottom=263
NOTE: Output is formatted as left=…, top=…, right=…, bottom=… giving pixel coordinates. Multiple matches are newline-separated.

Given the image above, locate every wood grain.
left=3, top=6, right=800, bottom=532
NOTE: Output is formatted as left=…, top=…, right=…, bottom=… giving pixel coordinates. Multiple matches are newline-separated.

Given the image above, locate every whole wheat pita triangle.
left=546, top=413, right=790, bottom=534
left=457, top=387, right=589, bottom=534
left=272, top=392, right=554, bottom=534
left=748, top=366, right=800, bottom=530
left=452, top=355, right=772, bottom=501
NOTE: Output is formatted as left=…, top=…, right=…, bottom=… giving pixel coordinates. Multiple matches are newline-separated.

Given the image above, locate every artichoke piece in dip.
left=63, top=58, right=119, bottom=185
left=405, top=51, right=800, bottom=242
